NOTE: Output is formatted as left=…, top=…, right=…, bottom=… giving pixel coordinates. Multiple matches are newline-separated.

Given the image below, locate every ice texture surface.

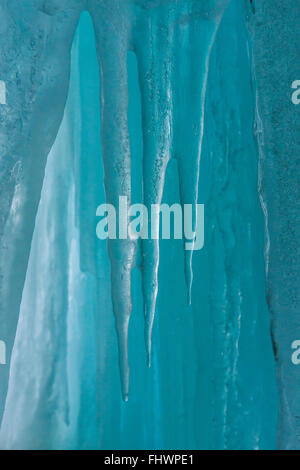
left=0, top=0, right=84, bottom=423
left=250, top=0, right=300, bottom=450
left=1, top=0, right=295, bottom=449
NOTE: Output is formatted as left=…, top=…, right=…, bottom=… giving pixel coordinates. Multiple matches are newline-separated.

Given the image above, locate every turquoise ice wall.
left=0, top=1, right=279, bottom=449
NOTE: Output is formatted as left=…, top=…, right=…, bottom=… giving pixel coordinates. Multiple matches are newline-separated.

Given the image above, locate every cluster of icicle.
left=90, top=0, right=230, bottom=401
left=0, top=0, right=231, bottom=415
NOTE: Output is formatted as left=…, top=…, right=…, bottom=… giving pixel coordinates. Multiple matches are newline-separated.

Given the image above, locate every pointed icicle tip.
left=147, top=350, right=152, bottom=368
left=184, top=252, right=194, bottom=307
left=187, top=288, right=192, bottom=306
left=144, top=305, right=155, bottom=369
left=120, top=369, right=130, bottom=402
left=145, top=336, right=152, bottom=368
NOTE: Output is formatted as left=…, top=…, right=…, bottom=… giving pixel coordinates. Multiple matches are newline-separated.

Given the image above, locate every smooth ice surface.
left=0, top=0, right=287, bottom=449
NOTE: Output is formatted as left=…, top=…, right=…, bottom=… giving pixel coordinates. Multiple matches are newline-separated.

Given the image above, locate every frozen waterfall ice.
left=0, top=0, right=298, bottom=451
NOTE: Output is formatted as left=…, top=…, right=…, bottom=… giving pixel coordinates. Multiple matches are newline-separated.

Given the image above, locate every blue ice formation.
left=0, top=0, right=297, bottom=450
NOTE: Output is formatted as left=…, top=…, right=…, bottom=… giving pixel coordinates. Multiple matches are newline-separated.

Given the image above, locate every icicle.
left=131, top=0, right=230, bottom=366
left=172, top=2, right=226, bottom=305
left=134, top=4, right=174, bottom=366
left=91, top=4, right=135, bottom=399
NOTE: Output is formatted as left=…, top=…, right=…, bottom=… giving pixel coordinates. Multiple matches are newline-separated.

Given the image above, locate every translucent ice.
left=0, top=0, right=280, bottom=450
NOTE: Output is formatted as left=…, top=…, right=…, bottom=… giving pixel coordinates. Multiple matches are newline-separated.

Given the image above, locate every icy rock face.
left=249, top=0, right=300, bottom=450
left=0, top=0, right=280, bottom=450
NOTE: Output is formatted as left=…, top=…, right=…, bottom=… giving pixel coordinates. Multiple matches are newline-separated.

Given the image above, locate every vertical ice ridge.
left=0, top=3, right=83, bottom=422
left=245, top=0, right=270, bottom=280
